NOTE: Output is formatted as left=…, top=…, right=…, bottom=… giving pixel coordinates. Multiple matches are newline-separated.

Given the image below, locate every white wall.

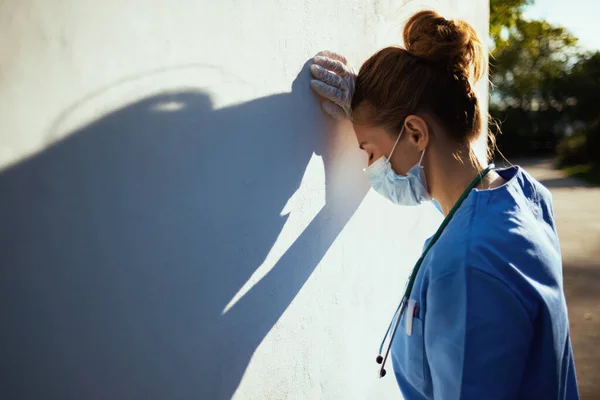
left=0, top=1, right=487, bottom=399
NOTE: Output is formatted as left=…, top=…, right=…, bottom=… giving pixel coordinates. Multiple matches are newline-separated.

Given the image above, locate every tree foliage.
left=488, top=0, right=599, bottom=164
left=491, top=20, right=577, bottom=102
left=489, top=0, right=531, bottom=46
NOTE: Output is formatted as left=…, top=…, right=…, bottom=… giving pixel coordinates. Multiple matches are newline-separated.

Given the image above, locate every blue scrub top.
left=391, top=166, right=579, bottom=400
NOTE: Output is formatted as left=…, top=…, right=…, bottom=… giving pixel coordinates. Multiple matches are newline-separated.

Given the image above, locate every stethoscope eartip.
left=380, top=368, right=387, bottom=378
left=376, top=355, right=383, bottom=364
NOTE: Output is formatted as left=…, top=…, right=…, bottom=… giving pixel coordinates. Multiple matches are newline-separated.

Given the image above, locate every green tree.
left=490, top=0, right=531, bottom=47
left=488, top=0, right=580, bottom=156
left=489, top=0, right=599, bottom=167
left=553, top=52, right=600, bottom=167
left=491, top=19, right=577, bottom=105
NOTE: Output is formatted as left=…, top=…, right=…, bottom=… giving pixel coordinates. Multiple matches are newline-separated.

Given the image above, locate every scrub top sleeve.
left=424, top=267, right=533, bottom=400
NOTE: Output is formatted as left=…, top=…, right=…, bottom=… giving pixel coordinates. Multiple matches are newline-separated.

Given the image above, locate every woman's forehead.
left=353, top=122, right=388, bottom=143
left=352, top=123, right=374, bottom=145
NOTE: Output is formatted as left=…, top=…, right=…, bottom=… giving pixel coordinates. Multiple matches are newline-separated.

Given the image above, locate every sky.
left=523, top=0, right=600, bottom=51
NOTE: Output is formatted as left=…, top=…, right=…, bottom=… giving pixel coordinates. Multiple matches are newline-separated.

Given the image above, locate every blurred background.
left=490, top=0, right=598, bottom=173
left=489, top=1, right=599, bottom=398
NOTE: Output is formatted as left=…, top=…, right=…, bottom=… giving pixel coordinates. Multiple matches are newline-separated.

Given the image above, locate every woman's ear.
left=404, top=115, right=430, bottom=151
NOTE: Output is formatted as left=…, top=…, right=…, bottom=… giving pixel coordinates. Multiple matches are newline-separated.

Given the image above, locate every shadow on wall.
left=0, top=63, right=367, bottom=400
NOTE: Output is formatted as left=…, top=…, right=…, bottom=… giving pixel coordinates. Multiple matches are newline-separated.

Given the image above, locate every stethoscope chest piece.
left=376, top=355, right=386, bottom=378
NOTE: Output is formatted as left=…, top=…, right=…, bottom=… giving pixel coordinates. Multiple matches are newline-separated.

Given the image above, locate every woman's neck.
left=427, top=150, right=502, bottom=216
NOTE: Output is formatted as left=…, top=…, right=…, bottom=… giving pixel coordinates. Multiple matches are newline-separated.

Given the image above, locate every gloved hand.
left=310, top=50, right=356, bottom=121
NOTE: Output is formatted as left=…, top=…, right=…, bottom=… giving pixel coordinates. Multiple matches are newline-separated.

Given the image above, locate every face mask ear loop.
left=418, top=148, right=426, bottom=167
left=388, top=125, right=405, bottom=159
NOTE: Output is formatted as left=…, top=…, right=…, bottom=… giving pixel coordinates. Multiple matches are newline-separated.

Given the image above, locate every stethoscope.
left=376, top=164, right=494, bottom=378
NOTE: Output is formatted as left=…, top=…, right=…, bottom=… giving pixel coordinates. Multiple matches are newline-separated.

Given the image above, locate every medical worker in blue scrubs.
left=309, top=10, right=579, bottom=400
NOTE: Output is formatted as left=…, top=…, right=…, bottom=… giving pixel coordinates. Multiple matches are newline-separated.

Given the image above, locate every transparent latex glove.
left=310, top=50, right=356, bottom=120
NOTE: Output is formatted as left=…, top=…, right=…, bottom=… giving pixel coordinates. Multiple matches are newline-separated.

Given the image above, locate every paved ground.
left=510, top=158, right=600, bottom=399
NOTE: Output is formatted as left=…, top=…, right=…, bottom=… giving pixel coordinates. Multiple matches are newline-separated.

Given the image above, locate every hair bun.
left=403, top=10, right=484, bottom=83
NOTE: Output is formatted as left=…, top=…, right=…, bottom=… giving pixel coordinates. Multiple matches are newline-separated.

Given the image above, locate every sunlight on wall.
left=223, top=152, right=326, bottom=314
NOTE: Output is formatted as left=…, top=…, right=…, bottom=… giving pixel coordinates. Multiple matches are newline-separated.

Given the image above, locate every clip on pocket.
left=406, top=299, right=418, bottom=336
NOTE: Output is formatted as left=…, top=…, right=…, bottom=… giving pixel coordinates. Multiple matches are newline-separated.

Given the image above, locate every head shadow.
left=0, top=61, right=368, bottom=399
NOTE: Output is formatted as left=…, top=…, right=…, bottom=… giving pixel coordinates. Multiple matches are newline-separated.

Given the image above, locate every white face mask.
left=363, top=126, right=431, bottom=206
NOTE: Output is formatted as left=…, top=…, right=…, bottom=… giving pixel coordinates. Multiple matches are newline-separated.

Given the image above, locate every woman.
left=309, top=10, right=579, bottom=400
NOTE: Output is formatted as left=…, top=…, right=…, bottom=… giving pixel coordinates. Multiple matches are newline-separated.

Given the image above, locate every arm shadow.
left=0, top=61, right=368, bottom=399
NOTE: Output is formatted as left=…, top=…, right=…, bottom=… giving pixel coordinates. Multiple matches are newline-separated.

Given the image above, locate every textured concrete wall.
left=0, top=1, right=487, bottom=399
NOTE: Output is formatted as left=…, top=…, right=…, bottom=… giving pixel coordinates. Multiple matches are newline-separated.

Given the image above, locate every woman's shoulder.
left=425, top=165, right=561, bottom=294
left=470, top=165, right=559, bottom=257
left=474, top=165, right=556, bottom=230
left=464, top=167, right=563, bottom=305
